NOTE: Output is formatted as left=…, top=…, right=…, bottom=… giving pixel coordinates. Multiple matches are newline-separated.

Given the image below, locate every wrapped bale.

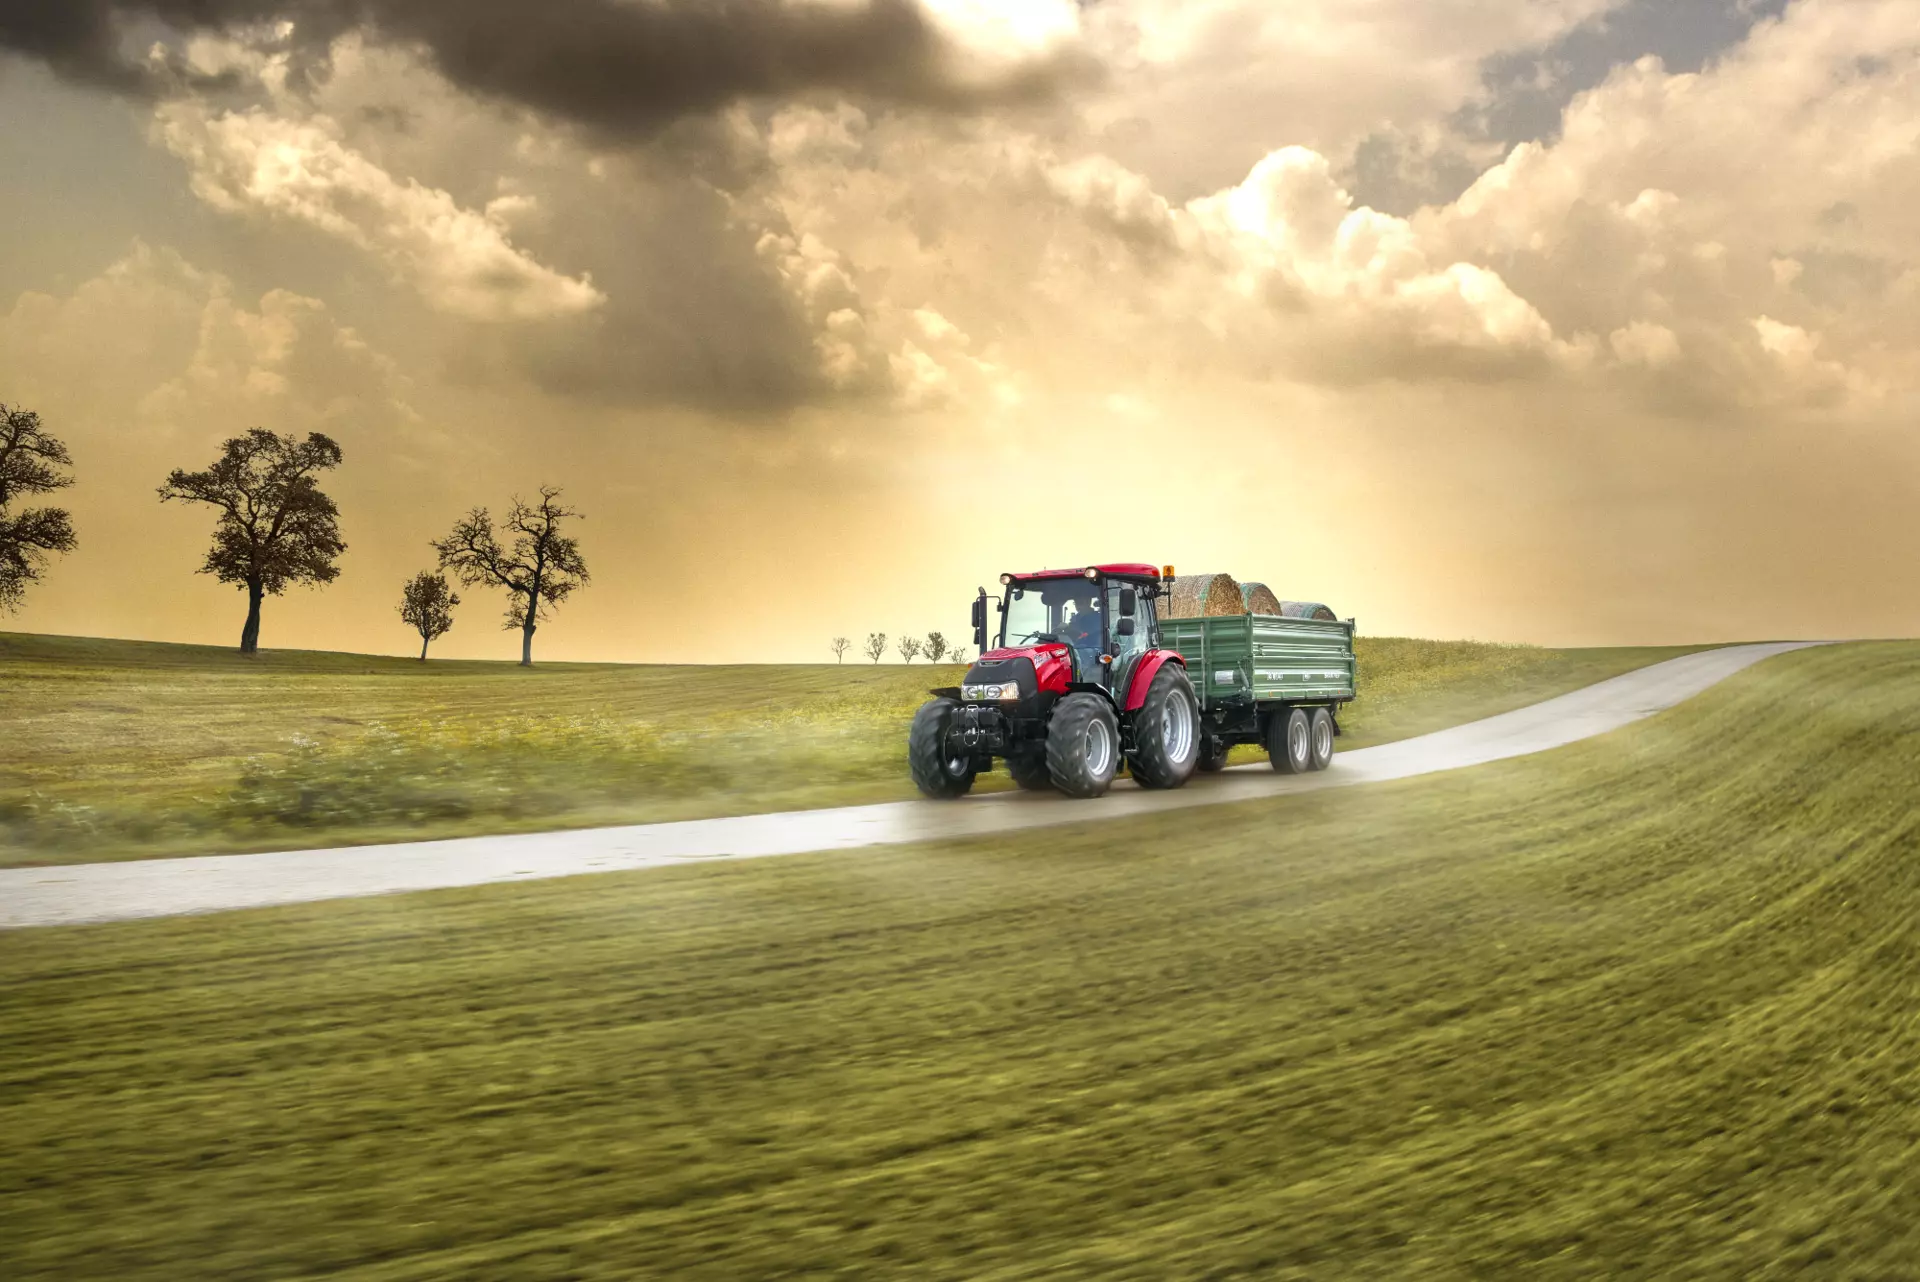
left=1166, top=573, right=1245, bottom=618
left=1279, top=600, right=1339, bottom=622
left=1240, top=582, right=1284, bottom=616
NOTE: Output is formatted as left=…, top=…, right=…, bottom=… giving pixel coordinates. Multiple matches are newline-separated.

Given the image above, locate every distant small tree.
left=865, top=632, right=887, bottom=663
left=399, top=571, right=460, bottom=660
left=0, top=403, right=77, bottom=614
left=923, top=631, right=948, bottom=663
left=433, top=486, right=588, bottom=667
left=951, top=649, right=968, bottom=664
left=898, top=635, right=922, bottom=663
left=157, top=429, right=344, bottom=654
left=830, top=636, right=850, bottom=663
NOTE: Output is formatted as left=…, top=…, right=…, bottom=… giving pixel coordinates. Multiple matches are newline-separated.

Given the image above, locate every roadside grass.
left=0, top=632, right=1707, bottom=865
left=1, top=641, right=1913, bottom=1279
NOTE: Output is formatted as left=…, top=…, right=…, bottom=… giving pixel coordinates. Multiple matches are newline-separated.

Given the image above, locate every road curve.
left=0, top=642, right=1824, bottom=929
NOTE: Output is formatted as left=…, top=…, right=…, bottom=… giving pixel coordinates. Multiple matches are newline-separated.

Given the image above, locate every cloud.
left=153, top=100, right=604, bottom=321
left=0, top=0, right=1094, bottom=131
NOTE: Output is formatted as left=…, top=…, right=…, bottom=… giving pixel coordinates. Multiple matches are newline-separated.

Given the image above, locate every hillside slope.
left=2, top=642, right=1914, bottom=1277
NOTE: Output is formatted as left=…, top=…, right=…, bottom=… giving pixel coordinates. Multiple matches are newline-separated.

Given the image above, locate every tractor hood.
left=968, top=643, right=1074, bottom=697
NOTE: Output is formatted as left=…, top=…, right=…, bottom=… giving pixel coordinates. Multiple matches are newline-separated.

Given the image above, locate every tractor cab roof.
left=1002, top=563, right=1163, bottom=584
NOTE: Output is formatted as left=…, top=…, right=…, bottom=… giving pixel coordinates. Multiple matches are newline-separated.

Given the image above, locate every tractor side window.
left=1107, top=582, right=1148, bottom=661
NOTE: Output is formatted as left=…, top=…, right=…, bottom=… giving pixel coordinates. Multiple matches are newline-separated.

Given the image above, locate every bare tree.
left=158, top=429, right=345, bottom=654
left=0, top=404, right=77, bottom=614
left=399, top=571, right=460, bottom=660
left=951, top=649, right=968, bottom=665
left=864, top=632, right=887, bottom=663
left=830, top=636, right=850, bottom=663
left=432, top=486, right=588, bottom=666
left=923, top=631, right=948, bottom=663
left=898, top=635, right=922, bottom=663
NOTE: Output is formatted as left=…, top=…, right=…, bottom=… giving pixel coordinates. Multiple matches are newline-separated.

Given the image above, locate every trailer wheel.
left=1046, top=693, right=1120, bottom=798
left=1005, top=746, right=1053, bottom=791
left=1129, top=665, right=1200, bottom=790
left=909, top=698, right=976, bottom=799
left=1196, top=736, right=1231, bottom=773
left=1269, top=706, right=1312, bottom=774
left=1308, top=707, right=1335, bottom=771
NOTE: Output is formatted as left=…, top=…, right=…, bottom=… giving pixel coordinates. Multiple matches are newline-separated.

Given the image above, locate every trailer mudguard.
left=1123, top=650, right=1186, bottom=712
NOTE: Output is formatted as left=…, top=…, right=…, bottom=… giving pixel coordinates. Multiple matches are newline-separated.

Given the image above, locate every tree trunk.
left=520, top=618, right=535, bottom=666
left=240, top=579, right=264, bottom=654
left=420, top=635, right=429, bottom=661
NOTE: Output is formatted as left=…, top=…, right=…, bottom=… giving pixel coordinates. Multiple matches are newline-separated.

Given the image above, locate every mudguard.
left=1123, top=649, right=1186, bottom=712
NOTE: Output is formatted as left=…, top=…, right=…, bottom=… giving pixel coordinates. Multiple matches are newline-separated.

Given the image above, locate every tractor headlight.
left=961, top=683, right=1021, bottom=702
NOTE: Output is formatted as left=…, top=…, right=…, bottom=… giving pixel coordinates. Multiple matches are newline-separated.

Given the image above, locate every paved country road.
left=0, top=642, right=1824, bottom=930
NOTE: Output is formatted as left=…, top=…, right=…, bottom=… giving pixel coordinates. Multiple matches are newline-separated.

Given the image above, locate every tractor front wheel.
left=1046, top=693, right=1120, bottom=798
left=1128, top=664, right=1200, bottom=790
left=1005, top=745, right=1053, bottom=791
left=909, top=698, right=977, bottom=799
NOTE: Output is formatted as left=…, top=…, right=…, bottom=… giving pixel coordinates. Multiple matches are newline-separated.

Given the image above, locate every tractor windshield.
left=1001, top=579, right=1104, bottom=655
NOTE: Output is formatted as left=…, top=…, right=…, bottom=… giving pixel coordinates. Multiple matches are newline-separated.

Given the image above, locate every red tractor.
left=910, top=563, right=1199, bottom=799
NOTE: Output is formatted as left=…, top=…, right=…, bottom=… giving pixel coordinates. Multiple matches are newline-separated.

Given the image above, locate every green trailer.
left=1157, top=611, right=1357, bottom=774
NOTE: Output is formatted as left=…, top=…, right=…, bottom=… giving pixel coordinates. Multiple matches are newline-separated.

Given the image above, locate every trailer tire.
left=1196, top=736, right=1231, bottom=772
left=909, top=698, right=976, bottom=799
left=1128, top=664, right=1200, bottom=790
left=1308, top=707, right=1335, bottom=771
left=1005, top=746, right=1053, bottom=791
left=1269, top=706, right=1312, bottom=774
left=1046, top=693, right=1121, bottom=798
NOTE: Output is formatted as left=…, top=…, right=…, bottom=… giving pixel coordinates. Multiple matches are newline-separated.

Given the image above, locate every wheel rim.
left=1084, top=716, right=1114, bottom=777
left=1289, top=716, right=1308, bottom=765
left=1160, top=689, right=1195, bottom=764
left=1313, top=717, right=1332, bottom=761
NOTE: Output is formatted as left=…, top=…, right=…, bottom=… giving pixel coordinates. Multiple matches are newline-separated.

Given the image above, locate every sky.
left=0, top=0, right=1916, bottom=663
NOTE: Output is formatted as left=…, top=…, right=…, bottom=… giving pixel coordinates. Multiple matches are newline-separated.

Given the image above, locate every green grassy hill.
left=2, top=642, right=1913, bottom=1278
left=0, top=631, right=1706, bottom=865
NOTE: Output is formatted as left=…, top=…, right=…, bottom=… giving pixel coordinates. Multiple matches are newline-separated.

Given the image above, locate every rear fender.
left=1123, top=650, right=1186, bottom=712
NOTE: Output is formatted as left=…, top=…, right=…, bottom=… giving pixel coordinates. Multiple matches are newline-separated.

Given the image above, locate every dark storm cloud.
left=0, top=0, right=1091, bottom=130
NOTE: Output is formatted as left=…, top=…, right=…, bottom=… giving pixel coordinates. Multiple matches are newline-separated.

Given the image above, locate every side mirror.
left=970, top=597, right=986, bottom=629
left=1119, top=587, right=1137, bottom=617
left=1116, top=618, right=1136, bottom=637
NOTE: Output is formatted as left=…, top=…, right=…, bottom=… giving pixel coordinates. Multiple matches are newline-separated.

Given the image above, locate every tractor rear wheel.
left=1269, top=706, right=1312, bottom=774
left=1005, top=746, right=1053, bottom=791
left=1308, top=707, right=1335, bottom=771
left=909, top=697, right=976, bottom=799
left=1046, top=693, right=1120, bottom=798
left=1128, top=664, right=1200, bottom=790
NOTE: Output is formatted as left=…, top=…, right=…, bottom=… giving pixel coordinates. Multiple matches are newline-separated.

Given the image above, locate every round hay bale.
left=1279, top=600, right=1339, bottom=622
left=1240, top=582, right=1284, bottom=616
left=1167, top=573, right=1244, bottom=618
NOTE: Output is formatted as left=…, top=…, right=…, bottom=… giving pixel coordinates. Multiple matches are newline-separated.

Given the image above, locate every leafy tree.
left=399, top=571, right=460, bottom=660
left=923, top=631, right=948, bottom=663
left=864, top=632, right=886, bottom=663
left=0, top=404, right=77, bottom=614
left=158, top=429, right=345, bottom=654
left=951, top=649, right=968, bottom=665
left=432, top=486, right=588, bottom=667
left=830, top=636, right=850, bottom=663
left=898, top=635, right=922, bottom=663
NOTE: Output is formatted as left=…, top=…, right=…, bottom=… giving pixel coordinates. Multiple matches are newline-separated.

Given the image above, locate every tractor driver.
left=1061, top=591, right=1104, bottom=660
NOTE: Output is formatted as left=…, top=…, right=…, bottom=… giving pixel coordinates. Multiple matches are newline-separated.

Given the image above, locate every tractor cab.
left=912, top=563, right=1199, bottom=800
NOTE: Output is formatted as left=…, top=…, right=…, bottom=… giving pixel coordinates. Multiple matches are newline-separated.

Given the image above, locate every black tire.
left=1196, top=736, right=1231, bottom=773
left=909, top=698, right=976, bottom=799
left=1046, top=693, right=1120, bottom=799
left=1268, top=706, right=1312, bottom=774
left=1128, top=664, right=1200, bottom=790
left=1005, top=746, right=1053, bottom=791
left=1308, top=707, right=1335, bottom=771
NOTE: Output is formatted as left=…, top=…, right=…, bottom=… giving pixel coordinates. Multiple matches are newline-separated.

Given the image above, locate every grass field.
left=3, top=641, right=1914, bottom=1278
left=0, top=632, right=1707, bottom=865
